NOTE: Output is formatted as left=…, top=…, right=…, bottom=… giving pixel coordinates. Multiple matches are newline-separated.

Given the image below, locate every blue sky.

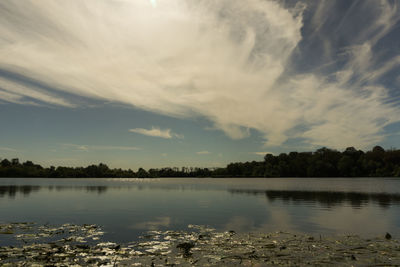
left=0, top=0, right=400, bottom=169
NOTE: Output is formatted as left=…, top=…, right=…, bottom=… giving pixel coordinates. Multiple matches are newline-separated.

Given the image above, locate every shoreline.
left=1, top=223, right=399, bottom=266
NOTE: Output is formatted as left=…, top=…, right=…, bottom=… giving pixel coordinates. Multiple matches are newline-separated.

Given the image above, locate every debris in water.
left=0, top=223, right=399, bottom=266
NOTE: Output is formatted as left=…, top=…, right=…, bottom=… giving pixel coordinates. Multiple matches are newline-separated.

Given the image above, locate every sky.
left=0, top=0, right=400, bottom=169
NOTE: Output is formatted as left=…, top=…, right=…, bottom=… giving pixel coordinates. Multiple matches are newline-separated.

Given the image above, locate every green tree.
left=137, top=168, right=149, bottom=178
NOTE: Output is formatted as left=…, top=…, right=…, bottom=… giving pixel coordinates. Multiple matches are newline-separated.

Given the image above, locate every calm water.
left=1, top=178, right=400, bottom=245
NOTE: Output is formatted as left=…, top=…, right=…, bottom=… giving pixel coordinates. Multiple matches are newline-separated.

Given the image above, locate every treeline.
left=0, top=159, right=213, bottom=178
left=223, top=146, right=400, bottom=177
left=1, top=146, right=400, bottom=178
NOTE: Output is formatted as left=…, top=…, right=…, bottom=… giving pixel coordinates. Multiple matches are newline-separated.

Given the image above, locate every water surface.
left=1, top=178, right=399, bottom=245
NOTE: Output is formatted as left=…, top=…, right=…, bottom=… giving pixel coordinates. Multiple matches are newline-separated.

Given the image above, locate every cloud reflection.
left=131, top=217, right=172, bottom=231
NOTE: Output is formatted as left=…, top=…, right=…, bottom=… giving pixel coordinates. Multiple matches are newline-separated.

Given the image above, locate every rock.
left=264, top=243, right=277, bottom=249
left=1, top=223, right=400, bottom=266
left=385, top=233, right=392, bottom=240
left=76, top=244, right=89, bottom=250
left=176, top=242, right=195, bottom=257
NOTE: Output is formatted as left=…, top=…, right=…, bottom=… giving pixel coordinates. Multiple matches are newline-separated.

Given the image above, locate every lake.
left=1, top=177, right=399, bottom=246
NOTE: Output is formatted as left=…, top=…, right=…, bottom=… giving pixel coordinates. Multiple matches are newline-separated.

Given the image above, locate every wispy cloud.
left=251, top=152, right=272, bottom=156
left=62, top=144, right=140, bottom=152
left=129, top=127, right=183, bottom=139
left=0, top=77, right=74, bottom=107
left=0, top=146, right=17, bottom=152
left=196, top=151, right=211, bottom=155
left=0, top=90, right=27, bottom=105
left=0, top=0, right=399, bottom=149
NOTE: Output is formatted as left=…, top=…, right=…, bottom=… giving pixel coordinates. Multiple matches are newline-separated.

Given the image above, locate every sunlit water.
left=1, top=178, right=399, bottom=245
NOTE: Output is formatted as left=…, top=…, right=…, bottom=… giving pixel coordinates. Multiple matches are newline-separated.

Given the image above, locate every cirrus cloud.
left=0, top=0, right=399, bottom=149
left=62, top=143, right=140, bottom=152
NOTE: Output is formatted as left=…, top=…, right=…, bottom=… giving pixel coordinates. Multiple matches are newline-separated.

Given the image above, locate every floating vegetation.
left=0, top=223, right=399, bottom=266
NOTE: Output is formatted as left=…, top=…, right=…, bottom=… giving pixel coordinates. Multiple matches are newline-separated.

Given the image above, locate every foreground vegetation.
left=1, top=146, right=400, bottom=178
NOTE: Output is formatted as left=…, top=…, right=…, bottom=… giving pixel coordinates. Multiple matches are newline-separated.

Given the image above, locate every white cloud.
left=196, top=151, right=211, bottom=155
left=251, top=152, right=272, bottom=156
left=0, top=0, right=399, bottom=149
left=62, top=144, right=140, bottom=152
left=0, top=77, right=74, bottom=107
left=0, top=90, right=25, bottom=105
left=129, top=127, right=183, bottom=139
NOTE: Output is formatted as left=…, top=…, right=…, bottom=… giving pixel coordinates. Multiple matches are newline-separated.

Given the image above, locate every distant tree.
left=137, top=168, right=149, bottom=178
left=338, top=155, right=354, bottom=176
left=226, top=163, right=242, bottom=177
left=344, top=147, right=357, bottom=154
left=1, top=145, right=400, bottom=178
left=1, top=159, right=11, bottom=167
left=264, top=154, right=277, bottom=165
left=372, top=146, right=385, bottom=154
left=23, top=161, right=34, bottom=167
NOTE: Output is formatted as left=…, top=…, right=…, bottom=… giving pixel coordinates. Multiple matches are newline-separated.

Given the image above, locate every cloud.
left=196, top=151, right=211, bottom=155
left=0, top=0, right=399, bottom=149
left=150, top=0, right=157, bottom=8
left=251, top=152, right=272, bottom=156
left=129, top=127, right=183, bottom=139
left=0, top=146, right=17, bottom=152
left=62, top=144, right=140, bottom=152
left=0, top=77, right=74, bottom=107
left=0, top=90, right=27, bottom=105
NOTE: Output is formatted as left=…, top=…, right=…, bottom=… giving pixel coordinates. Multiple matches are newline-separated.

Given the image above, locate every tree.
left=1, top=159, right=11, bottom=167
left=372, top=146, right=385, bottom=154
left=137, top=168, right=149, bottom=178
left=338, top=155, right=354, bottom=176
left=23, top=161, right=35, bottom=167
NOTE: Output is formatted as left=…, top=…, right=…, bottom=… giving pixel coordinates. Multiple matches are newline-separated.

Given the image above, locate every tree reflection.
left=229, top=189, right=400, bottom=209
left=0, top=185, right=40, bottom=198
left=0, top=185, right=108, bottom=198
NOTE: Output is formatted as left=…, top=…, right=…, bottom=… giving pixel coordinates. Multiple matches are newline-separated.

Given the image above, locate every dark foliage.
left=223, top=146, right=400, bottom=177
left=1, top=146, right=399, bottom=178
